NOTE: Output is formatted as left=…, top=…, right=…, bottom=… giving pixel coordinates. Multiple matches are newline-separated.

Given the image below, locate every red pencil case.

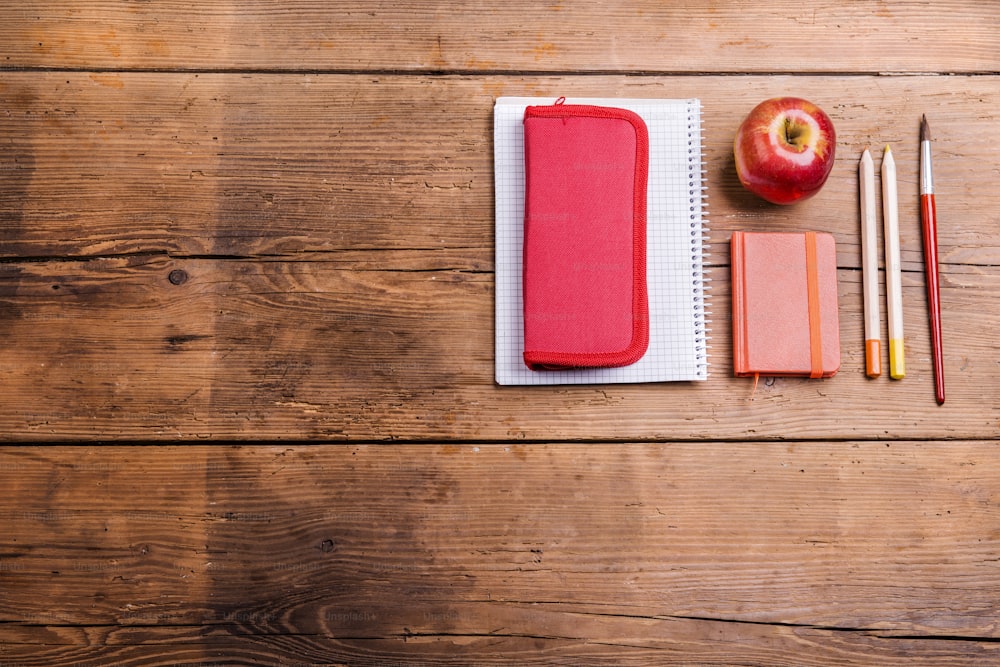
left=522, top=102, right=649, bottom=370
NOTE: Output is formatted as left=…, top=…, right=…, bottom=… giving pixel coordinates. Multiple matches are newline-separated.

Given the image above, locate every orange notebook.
left=731, top=231, right=841, bottom=378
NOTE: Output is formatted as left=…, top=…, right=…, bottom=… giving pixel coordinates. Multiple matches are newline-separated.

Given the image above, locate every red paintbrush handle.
left=921, top=193, right=945, bottom=404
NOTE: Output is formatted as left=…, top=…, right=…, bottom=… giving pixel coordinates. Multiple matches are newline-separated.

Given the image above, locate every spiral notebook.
left=494, top=97, right=710, bottom=385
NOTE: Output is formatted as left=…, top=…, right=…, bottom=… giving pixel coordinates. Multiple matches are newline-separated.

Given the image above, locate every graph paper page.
left=494, top=97, right=709, bottom=385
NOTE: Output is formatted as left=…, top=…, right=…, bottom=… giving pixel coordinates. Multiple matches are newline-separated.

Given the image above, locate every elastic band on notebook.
left=804, top=232, right=824, bottom=378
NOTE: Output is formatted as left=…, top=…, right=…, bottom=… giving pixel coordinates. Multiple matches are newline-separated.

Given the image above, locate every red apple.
left=734, top=97, right=836, bottom=205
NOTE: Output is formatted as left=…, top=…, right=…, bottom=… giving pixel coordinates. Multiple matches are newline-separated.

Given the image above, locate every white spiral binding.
left=687, top=100, right=711, bottom=378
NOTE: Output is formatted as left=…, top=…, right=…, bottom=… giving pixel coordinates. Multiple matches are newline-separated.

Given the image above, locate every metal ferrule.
left=920, top=140, right=934, bottom=195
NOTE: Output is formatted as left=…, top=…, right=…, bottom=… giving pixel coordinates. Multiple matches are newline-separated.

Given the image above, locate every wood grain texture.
left=0, top=254, right=997, bottom=441
left=2, top=2, right=1000, bottom=664
left=2, top=443, right=1000, bottom=665
left=1, top=72, right=999, bottom=440
left=2, top=73, right=999, bottom=263
left=1, top=1, right=997, bottom=74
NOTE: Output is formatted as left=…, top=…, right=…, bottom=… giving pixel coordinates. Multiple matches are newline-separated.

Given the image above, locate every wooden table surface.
left=2, top=2, right=999, bottom=665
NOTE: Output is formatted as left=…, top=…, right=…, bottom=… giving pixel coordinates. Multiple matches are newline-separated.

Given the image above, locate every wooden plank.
left=1, top=72, right=998, bottom=266
left=0, top=630, right=996, bottom=666
left=0, top=253, right=997, bottom=441
left=2, top=443, right=999, bottom=664
left=1, top=1, right=997, bottom=74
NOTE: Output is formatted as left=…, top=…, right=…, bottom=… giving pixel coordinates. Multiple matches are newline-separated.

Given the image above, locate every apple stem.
left=784, top=118, right=803, bottom=145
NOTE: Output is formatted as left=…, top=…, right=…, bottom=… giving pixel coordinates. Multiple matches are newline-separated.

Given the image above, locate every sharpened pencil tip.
left=921, top=114, right=930, bottom=142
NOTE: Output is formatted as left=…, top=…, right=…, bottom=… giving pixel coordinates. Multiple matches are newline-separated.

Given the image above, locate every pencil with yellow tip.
left=882, top=144, right=905, bottom=379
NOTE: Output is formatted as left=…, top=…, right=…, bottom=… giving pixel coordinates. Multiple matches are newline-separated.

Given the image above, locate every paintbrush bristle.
left=920, top=114, right=931, bottom=142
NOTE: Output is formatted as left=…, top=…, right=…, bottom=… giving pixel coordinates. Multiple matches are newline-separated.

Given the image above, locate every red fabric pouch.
left=522, top=102, right=649, bottom=370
